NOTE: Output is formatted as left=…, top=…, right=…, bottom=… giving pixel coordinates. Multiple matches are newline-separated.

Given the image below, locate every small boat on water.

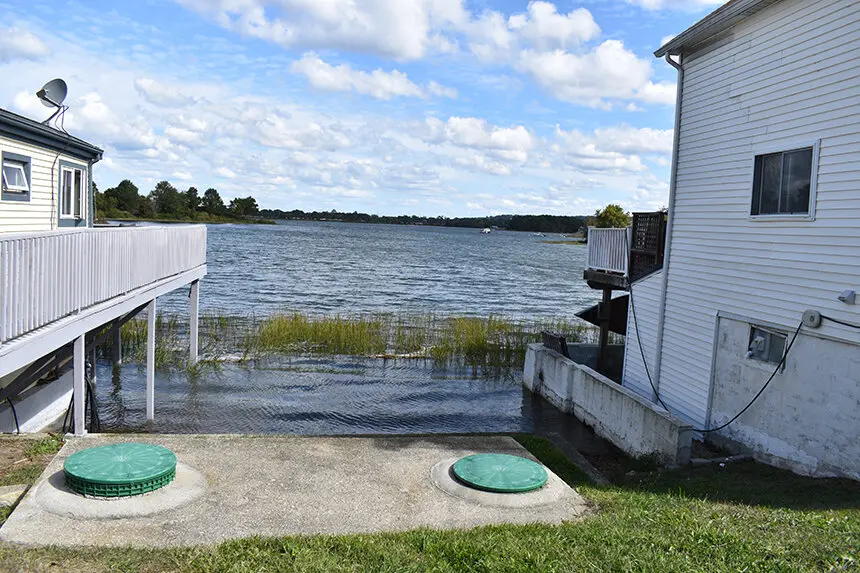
left=533, top=232, right=546, bottom=237
left=481, top=228, right=492, bottom=234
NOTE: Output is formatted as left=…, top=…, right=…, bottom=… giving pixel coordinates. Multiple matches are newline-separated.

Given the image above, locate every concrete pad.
left=0, top=484, right=27, bottom=507
left=0, top=434, right=589, bottom=548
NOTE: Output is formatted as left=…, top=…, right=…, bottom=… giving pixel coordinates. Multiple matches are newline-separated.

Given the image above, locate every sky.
left=0, top=0, right=726, bottom=217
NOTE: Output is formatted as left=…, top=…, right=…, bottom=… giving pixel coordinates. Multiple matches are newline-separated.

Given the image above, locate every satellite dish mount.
left=36, top=78, right=69, bottom=126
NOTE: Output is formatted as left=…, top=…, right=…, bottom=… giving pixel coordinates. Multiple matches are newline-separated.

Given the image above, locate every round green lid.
left=452, top=453, right=548, bottom=493
left=64, top=443, right=177, bottom=497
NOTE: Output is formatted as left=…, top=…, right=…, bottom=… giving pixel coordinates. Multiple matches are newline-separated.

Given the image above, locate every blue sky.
left=0, top=0, right=725, bottom=216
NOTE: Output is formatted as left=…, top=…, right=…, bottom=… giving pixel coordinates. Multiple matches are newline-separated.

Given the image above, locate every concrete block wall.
left=711, top=317, right=860, bottom=480
left=524, top=343, right=692, bottom=465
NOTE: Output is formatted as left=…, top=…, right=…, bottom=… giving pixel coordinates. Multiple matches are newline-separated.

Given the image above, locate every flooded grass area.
left=105, top=311, right=619, bottom=369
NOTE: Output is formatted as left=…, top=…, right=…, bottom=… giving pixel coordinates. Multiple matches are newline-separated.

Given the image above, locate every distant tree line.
left=94, top=179, right=263, bottom=223
left=257, top=209, right=589, bottom=234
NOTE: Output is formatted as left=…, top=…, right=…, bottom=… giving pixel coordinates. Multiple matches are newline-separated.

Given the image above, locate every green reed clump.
left=254, top=312, right=388, bottom=355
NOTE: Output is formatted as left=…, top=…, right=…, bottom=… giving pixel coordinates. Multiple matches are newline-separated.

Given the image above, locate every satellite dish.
left=37, top=78, right=68, bottom=108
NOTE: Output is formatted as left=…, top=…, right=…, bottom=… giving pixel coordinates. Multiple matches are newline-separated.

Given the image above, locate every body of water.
left=92, top=358, right=613, bottom=458
left=94, top=221, right=607, bottom=442
left=158, top=221, right=599, bottom=317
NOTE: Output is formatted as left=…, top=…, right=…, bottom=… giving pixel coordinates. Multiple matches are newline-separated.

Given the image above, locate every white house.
left=0, top=105, right=207, bottom=436
left=582, top=0, right=860, bottom=479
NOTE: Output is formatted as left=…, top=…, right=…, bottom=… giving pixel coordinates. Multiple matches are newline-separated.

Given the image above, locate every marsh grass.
left=105, top=311, right=615, bottom=370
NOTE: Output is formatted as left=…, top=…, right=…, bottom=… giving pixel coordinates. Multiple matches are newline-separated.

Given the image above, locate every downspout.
left=651, top=53, right=683, bottom=403
left=88, top=159, right=94, bottom=228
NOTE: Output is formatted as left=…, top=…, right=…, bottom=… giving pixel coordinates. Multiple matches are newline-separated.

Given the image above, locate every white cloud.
left=134, top=78, right=196, bottom=107
left=552, top=126, right=651, bottom=172
left=172, top=170, right=193, bottom=181
left=214, top=166, right=236, bottom=178
left=592, top=125, right=673, bottom=154
left=423, top=116, right=534, bottom=163
left=455, top=154, right=511, bottom=175
left=517, top=40, right=670, bottom=108
left=466, top=10, right=513, bottom=62
left=508, top=2, right=599, bottom=51
left=164, top=125, right=203, bottom=146
left=71, top=92, right=161, bottom=151
left=175, top=0, right=468, bottom=61
left=291, top=53, right=457, bottom=100
left=627, top=0, right=725, bottom=9
left=427, top=81, right=457, bottom=99
left=636, top=81, right=676, bottom=105
left=0, top=28, right=49, bottom=63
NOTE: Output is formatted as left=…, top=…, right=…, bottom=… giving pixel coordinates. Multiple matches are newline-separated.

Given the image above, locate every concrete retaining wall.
left=524, top=343, right=692, bottom=465
left=711, top=316, right=860, bottom=480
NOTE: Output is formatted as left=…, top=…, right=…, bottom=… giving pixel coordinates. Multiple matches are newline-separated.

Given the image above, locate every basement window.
left=1, top=153, right=31, bottom=201
left=747, top=326, right=786, bottom=365
left=750, top=144, right=818, bottom=218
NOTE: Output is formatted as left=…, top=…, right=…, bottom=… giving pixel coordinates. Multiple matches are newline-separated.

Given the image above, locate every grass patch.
left=23, top=435, right=63, bottom=458
left=1, top=437, right=857, bottom=572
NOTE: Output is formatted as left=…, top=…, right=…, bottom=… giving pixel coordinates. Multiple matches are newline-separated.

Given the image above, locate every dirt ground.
left=0, top=435, right=63, bottom=488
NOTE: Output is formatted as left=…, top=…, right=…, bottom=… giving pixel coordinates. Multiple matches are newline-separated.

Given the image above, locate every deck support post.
left=88, top=347, right=97, bottom=388
left=73, top=335, right=86, bottom=436
left=597, top=287, right=612, bottom=375
left=112, top=322, right=122, bottom=366
left=189, top=280, right=199, bottom=365
left=146, top=298, right=156, bottom=422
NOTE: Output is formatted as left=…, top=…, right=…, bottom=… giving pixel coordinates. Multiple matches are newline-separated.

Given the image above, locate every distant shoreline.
left=105, top=216, right=275, bottom=226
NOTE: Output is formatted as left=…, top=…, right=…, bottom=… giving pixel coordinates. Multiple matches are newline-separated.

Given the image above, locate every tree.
left=185, top=186, right=200, bottom=213
left=149, top=181, right=184, bottom=216
left=135, top=197, right=155, bottom=218
left=202, top=188, right=226, bottom=215
left=588, top=204, right=630, bottom=228
left=229, top=196, right=259, bottom=218
left=104, top=179, right=141, bottom=214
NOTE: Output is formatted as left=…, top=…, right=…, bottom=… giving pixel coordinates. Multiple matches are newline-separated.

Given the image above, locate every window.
left=60, top=165, right=86, bottom=219
left=1, top=153, right=31, bottom=201
left=747, top=326, right=786, bottom=364
left=751, top=145, right=816, bottom=217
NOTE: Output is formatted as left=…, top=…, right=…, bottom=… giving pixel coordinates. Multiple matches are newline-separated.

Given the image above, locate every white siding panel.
left=0, top=135, right=88, bottom=233
left=622, top=270, right=662, bottom=400
left=645, top=0, right=860, bottom=428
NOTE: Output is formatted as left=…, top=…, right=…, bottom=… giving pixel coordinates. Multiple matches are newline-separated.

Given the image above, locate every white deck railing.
left=0, top=225, right=206, bottom=344
left=586, top=227, right=630, bottom=276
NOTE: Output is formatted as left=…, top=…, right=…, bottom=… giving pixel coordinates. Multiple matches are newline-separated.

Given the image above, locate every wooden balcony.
left=0, top=225, right=207, bottom=377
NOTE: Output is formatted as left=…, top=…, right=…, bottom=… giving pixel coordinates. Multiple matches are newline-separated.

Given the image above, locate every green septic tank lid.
left=64, top=443, right=177, bottom=498
left=452, top=453, right=548, bottom=493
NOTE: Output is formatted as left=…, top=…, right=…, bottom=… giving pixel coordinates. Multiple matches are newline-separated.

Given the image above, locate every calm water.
left=96, top=221, right=605, bottom=439
left=157, top=221, right=598, bottom=317
left=93, top=358, right=613, bottom=456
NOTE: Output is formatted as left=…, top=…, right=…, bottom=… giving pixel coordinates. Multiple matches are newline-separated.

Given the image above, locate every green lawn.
left=0, top=435, right=857, bottom=573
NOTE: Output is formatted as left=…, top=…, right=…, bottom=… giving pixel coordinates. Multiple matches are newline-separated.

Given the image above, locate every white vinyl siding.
left=0, top=135, right=89, bottom=233
left=622, top=270, right=662, bottom=400
left=640, top=0, right=860, bottom=428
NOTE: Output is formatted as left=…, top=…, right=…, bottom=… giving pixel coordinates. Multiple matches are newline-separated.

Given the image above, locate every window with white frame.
left=60, top=165, right=86, bottom=219
left=2, top=156, right=30, bottom=197
left=751, top=145, right=817, bottom=217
